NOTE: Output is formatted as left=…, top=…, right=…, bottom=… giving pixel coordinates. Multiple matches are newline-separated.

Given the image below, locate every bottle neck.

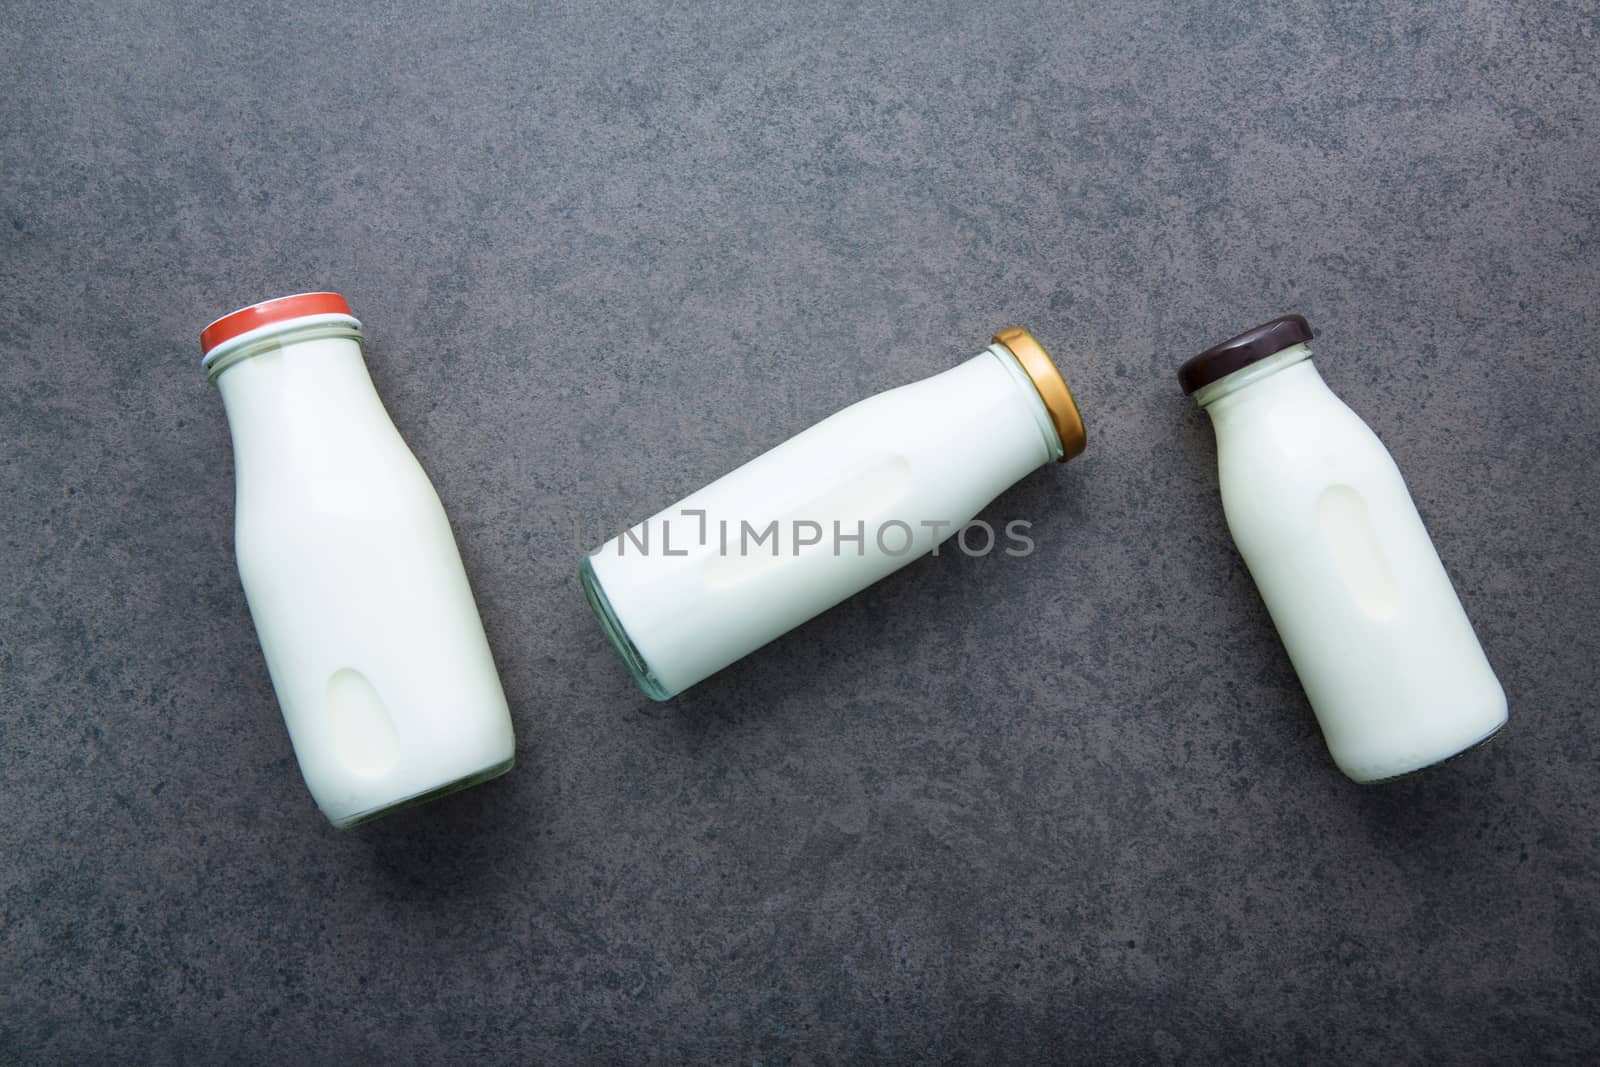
left=987, top=344, right=1067, bottom=462
left=204, top=316, right=361, bottom=382
left=1193, top=343, right=1321, bottom=416
left=215, top=324, right=375, bottom=398
left=214, top=327, right=393, bottom=475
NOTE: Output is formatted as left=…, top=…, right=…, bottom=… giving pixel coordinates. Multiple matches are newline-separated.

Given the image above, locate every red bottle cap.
left=200, top=292, right=354, bottom=359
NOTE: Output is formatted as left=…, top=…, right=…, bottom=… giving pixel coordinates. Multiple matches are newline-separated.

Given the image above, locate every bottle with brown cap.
left=583, top=328, right=1086, bottom=699
left=1179, top=315, right=1506, bottom=782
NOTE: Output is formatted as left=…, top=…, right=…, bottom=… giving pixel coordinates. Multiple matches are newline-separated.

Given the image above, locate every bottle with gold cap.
left=581, top=327, right=1086, bottom=699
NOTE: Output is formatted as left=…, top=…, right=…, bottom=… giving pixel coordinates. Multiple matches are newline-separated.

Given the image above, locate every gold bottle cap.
left=992, top=326, right=1086, bottom=462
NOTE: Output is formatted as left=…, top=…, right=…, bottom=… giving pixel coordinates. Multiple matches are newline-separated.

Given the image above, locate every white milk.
left=203, top=294, right=514, bottom=826
left=583, top=328, right=1086, bottom=699
left=1186, top=319, right=1506, bottom=782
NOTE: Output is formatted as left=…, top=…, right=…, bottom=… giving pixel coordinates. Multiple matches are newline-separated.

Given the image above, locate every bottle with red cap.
left=1179, top=315, right=1506, bottom=783
left=201, top=292, right=515, bottom=826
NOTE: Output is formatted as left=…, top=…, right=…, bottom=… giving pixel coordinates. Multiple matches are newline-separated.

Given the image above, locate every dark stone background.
left=3, top=1, right=1597, bottom=1062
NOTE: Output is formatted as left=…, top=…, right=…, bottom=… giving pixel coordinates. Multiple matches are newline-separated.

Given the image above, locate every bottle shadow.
left=636, top=459, right=1092, bottom=736
left=1346, top=742, right=1508, bottom=847
left=353, top=763, right=535, bottom=899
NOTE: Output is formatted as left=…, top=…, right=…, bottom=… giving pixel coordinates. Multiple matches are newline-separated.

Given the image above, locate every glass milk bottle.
left=201, top=292, right=515, bottom=826
left=1180, top=314, right=1507, bottom=782
left=581, top=327, right=1086, bottom=699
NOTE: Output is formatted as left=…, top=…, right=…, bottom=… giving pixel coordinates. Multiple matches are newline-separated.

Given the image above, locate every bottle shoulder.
left=234, top=442, right=443, bottom=529
left=1216, top=387, right=1393, bottom=469
left=1212, top=390, right=1413, bottom=527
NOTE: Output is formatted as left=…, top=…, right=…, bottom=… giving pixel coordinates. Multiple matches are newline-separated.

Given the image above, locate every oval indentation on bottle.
left=702, top=454, right=914, bottom=590
left=1316, top=484, right=1400, bottom=620
left=324, top=668, right=402, bottom=777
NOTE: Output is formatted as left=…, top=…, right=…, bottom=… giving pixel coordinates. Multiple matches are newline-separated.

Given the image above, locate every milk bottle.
left=1180, top=314, right=1506, bottom=782
left=582, top=327, right=1086, bottom=699
left=201, top=292, right=515, bottom=826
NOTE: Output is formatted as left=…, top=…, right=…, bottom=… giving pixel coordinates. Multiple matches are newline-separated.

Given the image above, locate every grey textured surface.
left=3, top=0, right=1598, bottom=1062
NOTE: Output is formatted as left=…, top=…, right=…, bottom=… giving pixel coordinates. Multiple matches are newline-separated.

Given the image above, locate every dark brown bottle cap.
left=1178, top=314, right=1314, bottom=395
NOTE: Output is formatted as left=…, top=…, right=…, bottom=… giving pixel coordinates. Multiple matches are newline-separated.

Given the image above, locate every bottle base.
left=579, top=555, right=673, bottom=701
left=1346, top=717, right=1507, bottom=786
left=331, top=755, right=516, bottom=828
